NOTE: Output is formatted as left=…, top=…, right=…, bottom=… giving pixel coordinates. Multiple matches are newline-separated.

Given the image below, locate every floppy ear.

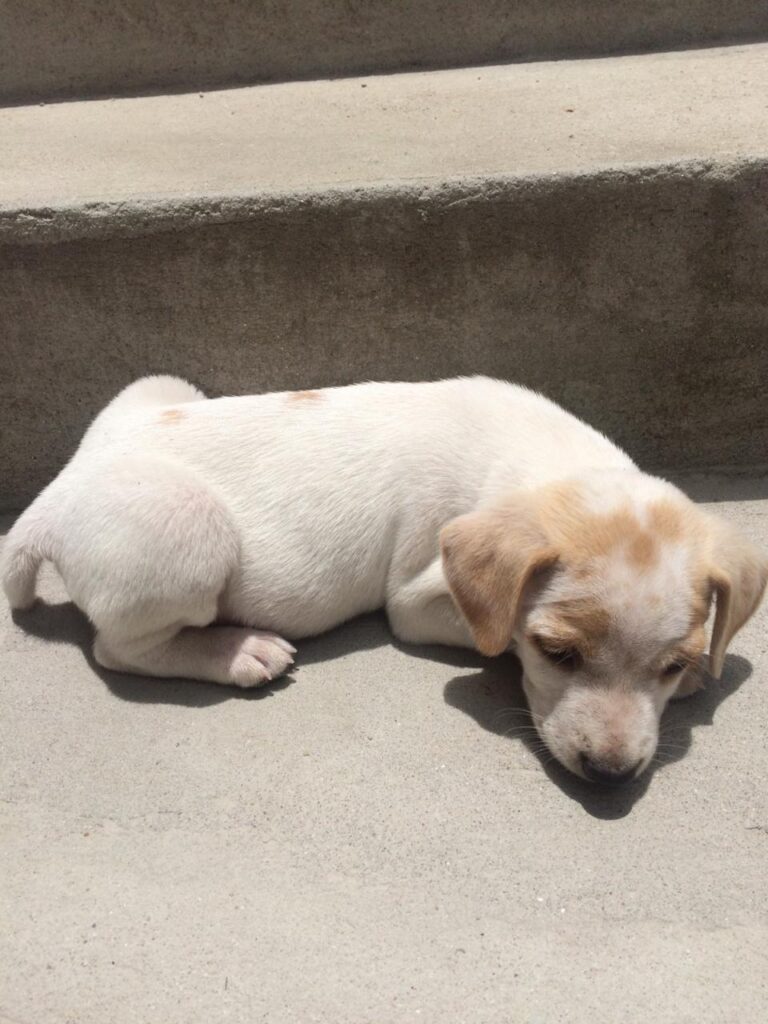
left=707, top=519, right=768, bottom=678
left=440, top=499, right=557, bottom=657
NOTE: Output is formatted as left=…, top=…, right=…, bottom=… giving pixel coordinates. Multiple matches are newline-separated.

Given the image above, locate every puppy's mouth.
left=575, top=752, right=643, bottom=786
left=540, top=749, right=647, bottom=786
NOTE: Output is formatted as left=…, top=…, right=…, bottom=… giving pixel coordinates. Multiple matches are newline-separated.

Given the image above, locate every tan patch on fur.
left=706, top=518, right=768, bottom=676
left=442, top=483, right=731, bottom=661
left=531, top=485, right=701, bottom=575
left=287, top=390, right=323, bottom=403
left=688, top=585, right=713, bottom=630
left=648, top=501, right=686, bottom=542
left=533, top=489, right=719, bottom=654
left=627, top=529, right=657, bottom=569
left=440, top=506, right=557, bottom=656
left=661, top=624, right=707, bottom=687
left=532, top=599, right=612, bottom=658
left=159, top=407, right=185, bottom=423
left=558, top=600, right=612, bottom=653
left=679, top=624, right=707, bottom=661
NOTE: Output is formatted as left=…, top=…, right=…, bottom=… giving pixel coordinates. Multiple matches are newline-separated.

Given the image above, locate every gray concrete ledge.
left=2, top=0, right=768, bottom=104
left=0, top=160, right=762, bottom=247
left=1, top=486, right=767, bottom=1023
left=1, top=47, right=766, bottom=505
left=2, top=158, right=767, bottom=507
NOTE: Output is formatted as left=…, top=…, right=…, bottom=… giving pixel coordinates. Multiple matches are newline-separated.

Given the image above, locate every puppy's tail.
left=1, top=491, right=57, bottom=610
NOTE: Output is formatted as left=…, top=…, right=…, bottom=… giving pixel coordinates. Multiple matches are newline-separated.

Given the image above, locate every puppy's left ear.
left=440, top=499, right=558, bottom=657
left=707, top=518, right=768, bottom=678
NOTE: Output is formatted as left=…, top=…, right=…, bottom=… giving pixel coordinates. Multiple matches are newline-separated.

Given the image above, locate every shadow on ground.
left=12, top=599, right=753, bottom=819
left=11, top=600, right=393, bottom=708
left=439, top=649, right=753, bottom=820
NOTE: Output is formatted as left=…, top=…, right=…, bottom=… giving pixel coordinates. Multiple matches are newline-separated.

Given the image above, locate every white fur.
left=3, top=376, right=764, bottom=782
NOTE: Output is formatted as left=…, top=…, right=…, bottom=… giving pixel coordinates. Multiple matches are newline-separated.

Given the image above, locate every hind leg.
left=94, top=623, right=295, bottom=687
left=59, top=454, right=296, bottom=687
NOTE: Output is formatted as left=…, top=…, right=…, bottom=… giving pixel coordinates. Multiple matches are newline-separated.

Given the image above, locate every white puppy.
left=3, top=376, right=766, bottom=784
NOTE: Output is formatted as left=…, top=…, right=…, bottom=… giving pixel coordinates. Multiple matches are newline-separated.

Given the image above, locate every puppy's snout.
left=580, top=753, right=641, bottom=786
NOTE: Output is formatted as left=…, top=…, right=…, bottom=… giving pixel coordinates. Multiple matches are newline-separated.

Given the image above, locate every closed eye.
left=661, top=660, right=687, bottom=678
left=532, top=636, right=582, bottom=672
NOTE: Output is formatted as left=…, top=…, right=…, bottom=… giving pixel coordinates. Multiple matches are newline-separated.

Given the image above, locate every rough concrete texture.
left=1, top=47, right=767, bottom=508
left=3, top=44, right=768, bottom=219
left=2, top=0, right=767, bottom=104
left=2, top=478, right=767, bottom=1023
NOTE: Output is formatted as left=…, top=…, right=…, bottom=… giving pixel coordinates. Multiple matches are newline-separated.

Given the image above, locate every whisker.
left=502, top=726, right=543, bottom=740
left=494, top=706, right=536, bottom=722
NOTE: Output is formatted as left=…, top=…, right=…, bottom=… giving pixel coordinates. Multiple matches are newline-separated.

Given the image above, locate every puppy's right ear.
left=706, top=517, right=768, bottom=678
left=440, top=499, right=557, bottom=657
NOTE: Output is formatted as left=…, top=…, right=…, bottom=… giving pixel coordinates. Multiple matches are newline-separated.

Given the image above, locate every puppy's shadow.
left=12, top=600, right=755, bottom=813
left=442, top=651, right=754, bottom=820
left=11, top=600, right=391, bottom=707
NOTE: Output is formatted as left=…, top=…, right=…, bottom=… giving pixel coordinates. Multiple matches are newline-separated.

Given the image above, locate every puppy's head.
left=441, top=473, right=767, bottom=784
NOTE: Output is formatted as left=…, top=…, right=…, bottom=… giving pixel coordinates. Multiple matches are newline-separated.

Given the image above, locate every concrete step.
left=2, top=476, right=767, bottom=1022
left=1, top=43, right=767, bottom=509
left=3, top=0, right=768, bottom=103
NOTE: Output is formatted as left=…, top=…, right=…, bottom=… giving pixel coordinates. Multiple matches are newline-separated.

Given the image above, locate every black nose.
left=580, top=753, right=640, bottom=786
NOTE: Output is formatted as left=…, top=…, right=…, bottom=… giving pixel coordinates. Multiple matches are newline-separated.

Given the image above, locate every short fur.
left=4, top=376, right=766, bottom=782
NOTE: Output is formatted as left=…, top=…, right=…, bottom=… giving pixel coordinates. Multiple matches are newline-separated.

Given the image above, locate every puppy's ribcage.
left=129, top=393, right=481, bottom=644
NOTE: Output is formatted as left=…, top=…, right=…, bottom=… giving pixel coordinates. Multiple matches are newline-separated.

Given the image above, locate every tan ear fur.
left=440, top=499, right=557, bottom=657
left=707, top=519, right=768, bottom=678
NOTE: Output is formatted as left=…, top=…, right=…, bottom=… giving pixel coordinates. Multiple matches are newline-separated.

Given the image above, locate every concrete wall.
left=3, top=1, right=768, bottom=103
left=2, top=163, right=766, bottom=510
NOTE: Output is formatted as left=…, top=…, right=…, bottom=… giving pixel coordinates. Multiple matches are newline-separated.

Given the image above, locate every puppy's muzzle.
left=579, top=753, right=641, bottom=786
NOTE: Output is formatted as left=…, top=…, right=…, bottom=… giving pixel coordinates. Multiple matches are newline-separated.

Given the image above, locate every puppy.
left=3, top=376, right=766, bottom=784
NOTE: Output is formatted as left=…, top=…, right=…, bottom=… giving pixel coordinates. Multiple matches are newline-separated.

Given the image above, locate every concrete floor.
left=2, top=477, right=767, bottom=1023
